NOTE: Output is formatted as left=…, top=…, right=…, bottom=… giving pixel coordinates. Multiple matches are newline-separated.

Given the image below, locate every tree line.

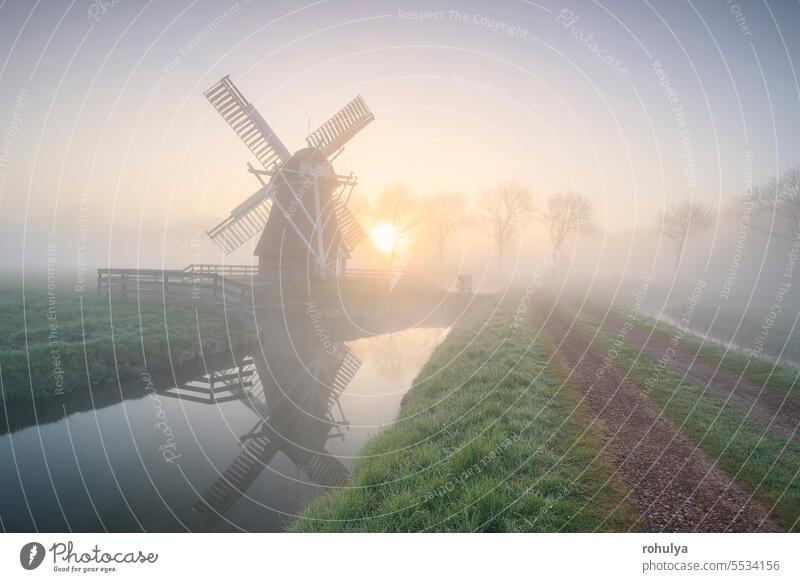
left=359, top=166, right=800, bottom=278
left=365, top=180, right=601, bottom=276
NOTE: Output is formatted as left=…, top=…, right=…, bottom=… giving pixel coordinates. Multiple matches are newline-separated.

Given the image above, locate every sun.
left=370, top=222, right=398, bottom=254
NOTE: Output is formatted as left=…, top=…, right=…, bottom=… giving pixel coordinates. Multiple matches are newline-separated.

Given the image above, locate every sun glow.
left=370, top=222, right=399, bottom=254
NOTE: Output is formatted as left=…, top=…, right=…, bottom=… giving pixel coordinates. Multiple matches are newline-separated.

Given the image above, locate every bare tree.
left=749, top=167, right=800, bottom=240
left=479, top=180, right=534, bottom=276
left=658, top=201, right=715, bottom=269
left=374, top=182, right=422, bottom=268
left=426, top=191, right=471, bottom=268
left=541, top=191, right=596, bottom=273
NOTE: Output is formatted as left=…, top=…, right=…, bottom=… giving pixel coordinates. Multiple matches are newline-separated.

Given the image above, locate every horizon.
left=1, top=0, right=799, bottom=283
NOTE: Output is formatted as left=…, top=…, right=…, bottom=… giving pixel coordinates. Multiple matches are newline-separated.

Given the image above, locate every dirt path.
left=577, top=302, right=800, bottom=445
left=536, top=297, right=780, bottom=532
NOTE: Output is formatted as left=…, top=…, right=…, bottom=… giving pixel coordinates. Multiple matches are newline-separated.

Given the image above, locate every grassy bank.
left=655, top=321, right=800, bottom=402
left=292, top=295, right=640, bottom=532
left=564, top=305, right=800, bottom=531
left=669, top=304, right=800, bottom=366
left=596, top=300, right=800, bottom=401
left=0, top=286, right=256, bottom=404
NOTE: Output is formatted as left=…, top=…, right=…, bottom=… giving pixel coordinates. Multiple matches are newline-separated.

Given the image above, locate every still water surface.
left=0, top=327, right=448, bottom=532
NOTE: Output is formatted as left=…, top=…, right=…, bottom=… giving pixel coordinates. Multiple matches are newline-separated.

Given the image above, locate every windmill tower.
left=204, top=76, right=372, bottom=283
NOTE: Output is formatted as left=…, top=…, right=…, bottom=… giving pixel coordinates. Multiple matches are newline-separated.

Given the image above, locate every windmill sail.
left=329, top=345, right=361, bottom=399
left=295, top=453, right=349, bottom=488
left=205, top=76, right=290, bottom=173
left=331, top=195, right=366, bottom=252
left=193, top=434, right=278, bottom=524
left=207, top=184, right=274, bottom=254
left=306, top=95, right=374, bottom=157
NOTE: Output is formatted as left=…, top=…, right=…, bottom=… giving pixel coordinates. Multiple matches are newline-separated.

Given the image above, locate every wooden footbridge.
left=96, top=263, right=449, bottom=310
left=96, top=264, right=257, bottom=308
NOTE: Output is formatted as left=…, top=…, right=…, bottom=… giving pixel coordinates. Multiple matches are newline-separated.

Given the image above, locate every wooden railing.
left=182, top=264, right=258, bottom=278
left=97, top=267, right=253, bottom=307
left=97, top=264, right=439, bottom=307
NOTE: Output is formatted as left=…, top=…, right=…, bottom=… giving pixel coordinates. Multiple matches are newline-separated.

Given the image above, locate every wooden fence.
left=96, top=267, right=254, bottom=307
left=96, top=265, right=440, bottom=307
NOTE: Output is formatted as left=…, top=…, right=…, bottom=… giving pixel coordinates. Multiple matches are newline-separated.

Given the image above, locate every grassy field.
left=292, top=295, right=641, bottom=532
left=594, top=301, right=800, bottom=402
left=563, top=305, right=800, bottom=531
left=0, top=284, right=256, bottom=404
left=652, top=319, right=800, bottom=402
left=673, top=304, right=800, bottom=366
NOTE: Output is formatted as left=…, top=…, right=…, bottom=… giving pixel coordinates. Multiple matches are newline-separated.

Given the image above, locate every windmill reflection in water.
left=163, top=317, right=361, bottom=525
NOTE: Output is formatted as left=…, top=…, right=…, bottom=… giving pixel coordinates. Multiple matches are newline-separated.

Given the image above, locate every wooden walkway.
left=97, top=264, right=443, bottom=309
left=96, top=264, right=257, bottom=308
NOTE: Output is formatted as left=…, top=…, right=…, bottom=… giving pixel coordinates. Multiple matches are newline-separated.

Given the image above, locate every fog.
left=2, top=0, right=800, bottom=358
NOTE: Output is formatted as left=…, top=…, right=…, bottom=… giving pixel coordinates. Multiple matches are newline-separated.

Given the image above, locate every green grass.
left=0, top=286, right=256, bottom=403
left=564, top=305, right=800, bottom=531
left=679, top=304, right=800, bottom=366
left=669, top=330, right=800, bottom=402
left=677, top=337, right=800, bottom=402
left=598, top=301, right=800, bottom=401
left=292, top=295, right=640, bottom=532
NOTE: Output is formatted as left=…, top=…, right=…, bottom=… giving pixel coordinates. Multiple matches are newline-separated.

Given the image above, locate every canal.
left=0, top=326, right=449, bottom=532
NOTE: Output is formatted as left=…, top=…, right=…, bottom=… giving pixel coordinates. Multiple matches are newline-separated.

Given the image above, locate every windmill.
left=203, top=75, right=372, bottom=282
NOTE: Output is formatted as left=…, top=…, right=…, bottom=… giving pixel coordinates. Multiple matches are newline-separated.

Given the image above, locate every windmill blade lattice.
left=204, top=76, right=290, bottom=173
left=306, top=95, right=374, bottom=157
left=207, top=184, right=275, bottom=254
left=193, top=434, right=277, bottom=524
left=331, top=195, right=366, bottom=252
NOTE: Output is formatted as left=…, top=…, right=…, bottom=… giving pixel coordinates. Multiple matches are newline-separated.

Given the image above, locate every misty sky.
left=0, top=0, right=799, bottom=274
